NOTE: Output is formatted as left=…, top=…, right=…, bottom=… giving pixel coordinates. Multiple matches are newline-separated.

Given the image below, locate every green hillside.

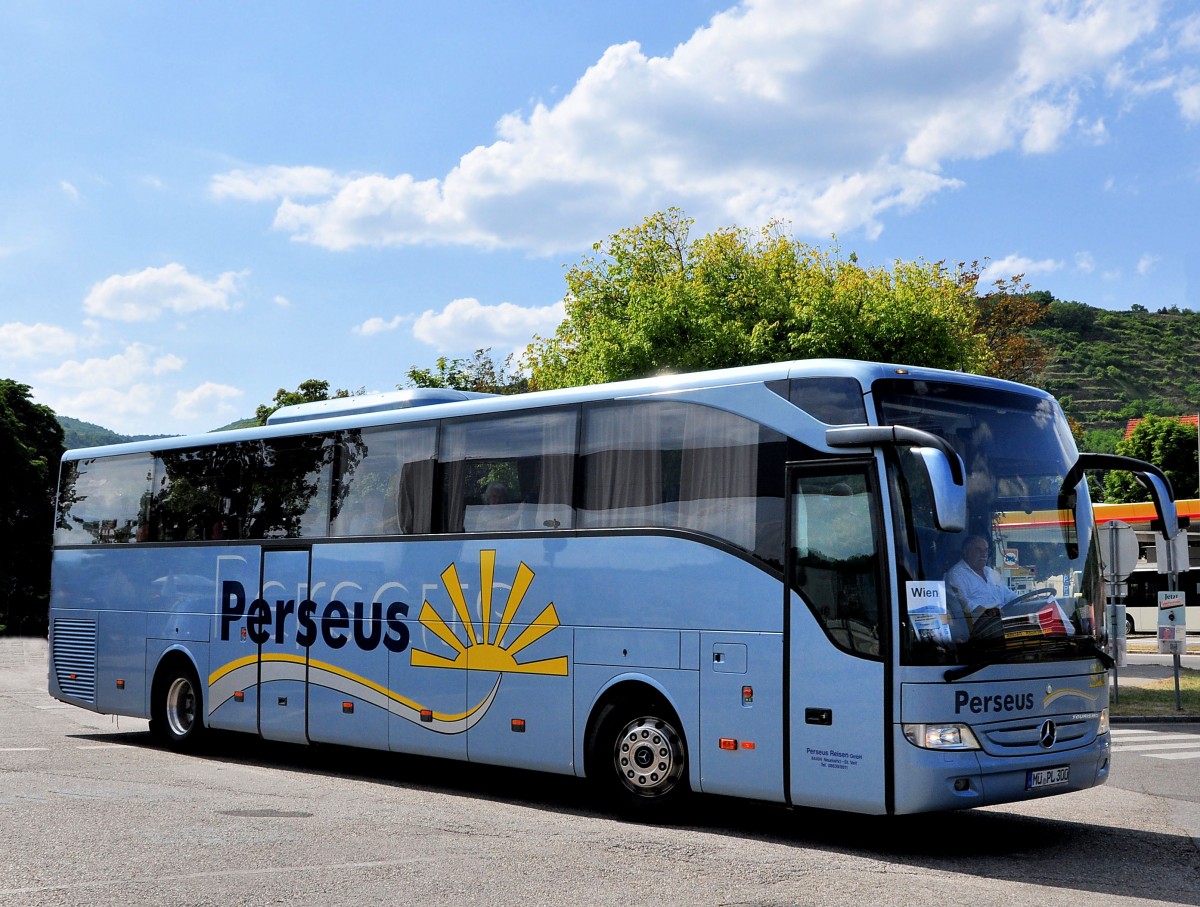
left=57, top=416, right=174, bottom=450
left=1033, top=302, right=1200, bottom=452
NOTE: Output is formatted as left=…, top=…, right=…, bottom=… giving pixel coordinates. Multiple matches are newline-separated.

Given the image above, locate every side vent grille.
left=52, top=618, right=97, bottom=703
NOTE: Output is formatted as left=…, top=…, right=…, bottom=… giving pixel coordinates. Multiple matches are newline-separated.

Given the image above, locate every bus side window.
left=330, top=426, right=435, bottom=537
left=579, top=400, right=786, bottom=566
left=439, top=409, right=576, bottom=534
left=54, top=454, right=154, bottom=545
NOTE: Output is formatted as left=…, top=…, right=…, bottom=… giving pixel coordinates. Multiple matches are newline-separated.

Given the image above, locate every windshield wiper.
left=942, top=636, right=1113, bottom=681
left=943, top=661, right=992, bottom=682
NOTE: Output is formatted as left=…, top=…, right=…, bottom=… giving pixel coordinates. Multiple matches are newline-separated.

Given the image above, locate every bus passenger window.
left=54, top=453, right=154, bottom=545
left=330, top=426, right=435, bottom=537
left=439, top=409, right=576, bottom=534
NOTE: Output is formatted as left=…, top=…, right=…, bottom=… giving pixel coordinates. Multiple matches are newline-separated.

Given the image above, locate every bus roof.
left=61, top=358, right=1053, bottom=461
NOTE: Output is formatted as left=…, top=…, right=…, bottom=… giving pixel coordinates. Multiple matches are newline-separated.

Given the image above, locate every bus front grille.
left=51, top=618, right=97, bottom=703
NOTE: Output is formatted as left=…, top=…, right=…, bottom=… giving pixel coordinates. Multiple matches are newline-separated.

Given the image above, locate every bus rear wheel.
left=151, top=661, right=205, bottom=750
left=591, top=701, right=688, bottom=818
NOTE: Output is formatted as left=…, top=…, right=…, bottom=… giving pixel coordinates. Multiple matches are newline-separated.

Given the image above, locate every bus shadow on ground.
left=73, top=728, right=1200, bottom=905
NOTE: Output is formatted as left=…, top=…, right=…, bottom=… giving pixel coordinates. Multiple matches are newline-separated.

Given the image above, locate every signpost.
left=1097, top=520, right=1139, bottom=696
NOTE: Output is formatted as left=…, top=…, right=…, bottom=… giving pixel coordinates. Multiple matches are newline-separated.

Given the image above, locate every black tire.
left=151, top=660, right=205, bottom=750
left=1126, top=613, right=1135, bottom=635
left=589, top=699, right=689, bottom=819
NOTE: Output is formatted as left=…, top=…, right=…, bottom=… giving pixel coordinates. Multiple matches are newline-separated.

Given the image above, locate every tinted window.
left=440, top=409, right=577, bottom=533
left=54, top=454, right=154, bottom=545
left=245, top=436, right=335, bottom=539
left=580, top=401, right=785, bottom=567
left=330, top=426, right=435, bottom=536
left=789, top=377, right=866, bottom=424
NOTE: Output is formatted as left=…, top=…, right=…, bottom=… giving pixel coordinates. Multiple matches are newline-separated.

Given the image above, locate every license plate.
left=1026, top=766, right=1070, bottom=790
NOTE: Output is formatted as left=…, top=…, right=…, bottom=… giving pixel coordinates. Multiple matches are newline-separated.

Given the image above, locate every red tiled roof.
left=1124, top=413, right=1200, bottom=439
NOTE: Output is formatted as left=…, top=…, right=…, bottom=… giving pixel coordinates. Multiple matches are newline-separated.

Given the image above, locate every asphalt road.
left=3, top=637, right=1200, bottom=907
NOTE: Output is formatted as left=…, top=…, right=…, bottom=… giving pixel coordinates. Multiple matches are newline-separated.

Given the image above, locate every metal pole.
left=1167, top=527, right=1183, bottom=711
left=1109, top=522, right=1119, bottom=702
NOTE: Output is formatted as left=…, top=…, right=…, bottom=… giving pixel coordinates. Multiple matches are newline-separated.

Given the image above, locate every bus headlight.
left=903, top=723, right=981, bottom=750
left=1098, top=708, right=1110, bottom=736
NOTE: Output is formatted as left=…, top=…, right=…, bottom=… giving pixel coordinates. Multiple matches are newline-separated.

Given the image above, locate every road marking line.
left=1112, top=741, right=1200, bottom=752
left=0, top=747, right=49, bottom=752
left=1145, top=751, right=1200, bottom=760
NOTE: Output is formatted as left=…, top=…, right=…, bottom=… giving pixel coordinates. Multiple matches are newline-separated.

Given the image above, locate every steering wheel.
left=1000, top=587, right=1057, bottom=613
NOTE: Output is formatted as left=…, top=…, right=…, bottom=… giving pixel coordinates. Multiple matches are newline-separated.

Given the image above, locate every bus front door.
left=785, top=464, right=889, bottom=814
left=257, top=547, right=311, bottom=745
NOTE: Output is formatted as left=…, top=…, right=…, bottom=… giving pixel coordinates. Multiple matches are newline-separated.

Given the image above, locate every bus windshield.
left=875, top=379, right=1105, bottom=667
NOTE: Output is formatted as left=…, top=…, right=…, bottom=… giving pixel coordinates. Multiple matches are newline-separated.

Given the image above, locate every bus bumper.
left=891, top=726, right=1111, bottom=814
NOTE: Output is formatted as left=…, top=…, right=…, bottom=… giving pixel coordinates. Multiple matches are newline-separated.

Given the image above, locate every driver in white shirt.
left=944, top=535, right=1015, bottom=640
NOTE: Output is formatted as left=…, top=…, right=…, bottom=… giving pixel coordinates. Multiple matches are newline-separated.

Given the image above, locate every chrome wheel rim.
left=613, top=715, right=684, bottom=798
left=165, top=676, right=196, bottom=738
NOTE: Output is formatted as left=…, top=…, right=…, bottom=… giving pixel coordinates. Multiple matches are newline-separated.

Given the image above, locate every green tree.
left=254, top=379, right=359, bottom=425
left=0, top=381, right=64, bottom=635
left=1103, top=415, right=1199, bottom=503
left=404, top=348, right=527, bottom=395
left=524, top=209, right=991, bottom=389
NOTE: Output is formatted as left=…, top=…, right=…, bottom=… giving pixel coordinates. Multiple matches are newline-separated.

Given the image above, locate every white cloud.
left=84, top=263, right=244, bottom=322
left=1075, top=251, right=1096, bottom=273
left=171, top=382, right=244, bottom=422
left=353, top=315, right=405, bottom=336
left=210, top=165, right=347, bottom=202
left=60, top=180, right=80, bottom=201
left=1137, top=253, right=1160, bottom=275
left=981, top=253, right=1063, bottom=285
left=44, top=383, right=161, bottom=425
left=413, top=297, right=565, bottom=353
left=273, top=295, right=291, bottom=308
left=1177, top=82, right=1200, bottom=123
left=214, top=0, right=1175, bottom=253
left=0, top=322, right=78, bottom=359
left=37, top=342, right=184, bottom=389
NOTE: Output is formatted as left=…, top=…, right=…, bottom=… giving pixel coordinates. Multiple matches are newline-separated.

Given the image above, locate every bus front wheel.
left=590, top=700, right=688, bottom=818
left=151, top=661, right=205, bottom=750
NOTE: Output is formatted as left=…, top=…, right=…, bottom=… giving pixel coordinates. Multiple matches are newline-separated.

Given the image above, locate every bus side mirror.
left=914, top=447, right=967, bottom=533
left=1063, top=452, right=1179, bottom=542
left=825, top=425, right=966, bottom=533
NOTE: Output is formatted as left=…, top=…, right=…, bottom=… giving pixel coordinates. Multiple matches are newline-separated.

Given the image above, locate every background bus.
left=1094, top=499, right=1200, bottom=634
left=50, top=360, right=1169, bottom=816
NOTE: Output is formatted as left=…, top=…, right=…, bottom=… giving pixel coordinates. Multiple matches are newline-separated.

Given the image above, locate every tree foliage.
left=971, top=282, right=1051, bottom=384
left=254, top=379, right=358, bottom=426
left=0, top=380, right=64, bottom=634
left=522, top=209, right=1026, bottom=390
left=404, top=349, right=527, bottom=395
left=1103, top=415, right=1199, bottom=503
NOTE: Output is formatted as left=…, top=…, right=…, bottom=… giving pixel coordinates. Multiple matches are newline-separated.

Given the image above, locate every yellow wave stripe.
left=1044, top=688, right=1100, bottom=708
left=207, top=653, right=495, bottom=723
left=209, top=653, right=270, bottom=685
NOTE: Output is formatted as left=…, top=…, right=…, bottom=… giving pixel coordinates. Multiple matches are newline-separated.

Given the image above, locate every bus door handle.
left=805, top=707, right=832, bottom=726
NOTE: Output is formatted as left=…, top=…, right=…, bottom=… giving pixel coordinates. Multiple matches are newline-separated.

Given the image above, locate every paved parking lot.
left=3, top=638, right=1200, bottom=907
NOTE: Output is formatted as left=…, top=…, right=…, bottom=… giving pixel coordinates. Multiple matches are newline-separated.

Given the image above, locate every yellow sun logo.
left=410, top=550, right=568, bottom=676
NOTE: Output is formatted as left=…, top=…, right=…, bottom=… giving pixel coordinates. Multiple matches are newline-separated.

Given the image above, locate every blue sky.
left=2, top=0, right=1198, bottom=436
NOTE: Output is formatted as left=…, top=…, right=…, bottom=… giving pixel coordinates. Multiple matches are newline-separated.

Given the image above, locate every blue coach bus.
left=48, top=360, right=1177, bottom=816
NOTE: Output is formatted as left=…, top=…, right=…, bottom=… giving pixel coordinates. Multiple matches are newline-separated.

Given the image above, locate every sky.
left=1, top=0, right=1198, bottom=437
